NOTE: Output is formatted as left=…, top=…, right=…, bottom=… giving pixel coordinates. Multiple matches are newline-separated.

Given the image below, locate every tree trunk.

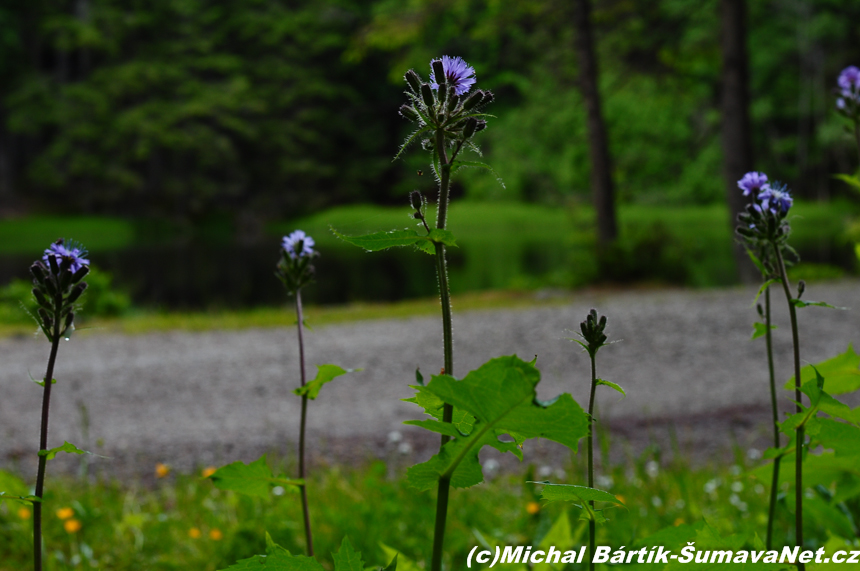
left=720, top=0, right=758, bottom=283
left=572, top=0, right=617, bottom=245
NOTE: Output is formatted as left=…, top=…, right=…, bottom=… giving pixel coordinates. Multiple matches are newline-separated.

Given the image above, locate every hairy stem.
left=587, top=352, right=598, bottom=571
left=764, top=287, right=781, bottom=550
left=431, top=125, right=455, bottom=571
left=34, top=309, right=61, bottom=571
left=295, top=291, right=314, bottom=557
left=773, top=245, right=804, bottom=569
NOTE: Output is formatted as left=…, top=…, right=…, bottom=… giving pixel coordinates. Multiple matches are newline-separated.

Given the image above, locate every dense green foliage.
left=2, top=0, right=859, bottom=219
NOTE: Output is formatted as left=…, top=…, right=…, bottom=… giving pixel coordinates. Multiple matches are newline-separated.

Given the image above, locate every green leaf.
left=833, top=173, right=860, bottom=192
left=38, top=441, right=90, bottom=461
left=751, top=321, right=776, bottom=340
left=751, top=279, right=780, bottom=307
left=533, top=482, right=626, bottom=506
left=209, top=455, right=303, bottom=499
left=427, top=229, right=457, bottom=247
left=294, top=365, right=359, bottom=400
left=0, top=492, right=41, bottom=503
left=405, top=356, right=588, bottom=491
left=219, top=552, right=323, bottom=571
left=332, top=228, right=426, bottom=252
left=381, top=544, right=420, bottom=571
left=804, top=496, right=857, bottom=538
left=786, top=346, right=860, bottom=395
left=332, top=537, right=364, bottom=571
left=596, top=379, right=625, bottom=397
left=381, top=554, right=398, bottom=571
left=791, top=299, right=845, bottom=309
left=29, top=372, right=57, bottom=387
left=745, top=248, right=767, bottom=276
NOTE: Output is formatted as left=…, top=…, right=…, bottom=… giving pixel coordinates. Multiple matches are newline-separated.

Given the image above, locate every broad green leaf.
left=218, top=552, right=323, bottom=571
left=596, top=379, right=625, bottom=397
left=791, top=299, right=845, bottom=309
left=804, top=496, right=857, bottom=538
left=294, top=364, right=358, bottom=400
left=751, top=279, right=780, bottom=307
left=786, top=346, right=860, bottom=395
left=381, top=554, right=398, bottom=571
left=209, top=455, right=303, bottom=499
left=427, top=229, right=457, bottom=247
left=534, top=512, right=584, bottom=571
left=533, top=482, right=625, bottom=506
left=750, top=322, right=776, bottom=340
left=38, top=441, right=89, bottom=461
left=450, top=160, right=505, bottom=188
left=817, top=419, right=860, bottom=457
left=332, top=537, right=364, bottom=571
left=405, top=356, right=588, bottom=490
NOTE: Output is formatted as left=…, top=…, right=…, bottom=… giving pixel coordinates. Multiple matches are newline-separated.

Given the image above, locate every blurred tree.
left=572, top=0, right=617, bottom=244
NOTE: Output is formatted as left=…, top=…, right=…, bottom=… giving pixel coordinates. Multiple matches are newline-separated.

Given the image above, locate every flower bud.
left=33, top=289, right=52, bottom=310
left=756, top=303, right=764, bottom=317
left=462, top=90, right=484, bottom=110
left=71, top=266, right=89, bottom=284
left=481, top=91, right=495, bottom=106
left=38, top=308, right=52, bottom=329
left=47, top=255, right=60, bottom=276
left=431, top=60, right=445, bottom=86
left=30, top=263, right=46, bottom=285
left=64, top=312, right=75, bottom=333
left=438, top=83, right=448, bottom=105
left=421, top=83, right=435, bottom=109
left=797, top=280, right=805, bottom=299
left=66, top=282, right=88, bottom=306
left=400, top=105, right=419, bottom=122
left=421, top=138, right=434, bottom=151
left=404, top=69, right=422, bottom=93
left=474, top=119, right=487, bottom=132
left=463, top=117, right=478, bottom=138
left=409, top=190, right=425, bottom=213
left=446, top=91, right=460, bottom=114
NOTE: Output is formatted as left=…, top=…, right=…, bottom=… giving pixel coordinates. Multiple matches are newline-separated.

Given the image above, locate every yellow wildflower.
left=56, top=507, right=74, bottom=520
left=526, top=501, right=541, bottom=515
left=155, top=463, right=171, bottom=478
left=188, top=527, right=201, bottom=539
left=209, top=529, right=223, bottom=541
left=18, top=507, right=31, bottom=520
left=673, top=517, right=685, bottom=527
left=202, top=466, right=217, bottom=478
left=64, top=519, right=82, bottom=533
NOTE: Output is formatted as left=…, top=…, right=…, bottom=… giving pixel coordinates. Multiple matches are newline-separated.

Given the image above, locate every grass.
left=0, top=217, right=136, bottom=255
left=0, top=440, right=814, bottom=571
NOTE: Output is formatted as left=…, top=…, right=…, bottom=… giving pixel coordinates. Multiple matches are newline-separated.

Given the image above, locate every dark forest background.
left=1, top=0, right=858, bottom=228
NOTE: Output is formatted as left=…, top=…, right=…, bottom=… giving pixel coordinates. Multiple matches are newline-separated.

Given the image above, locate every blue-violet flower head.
left=282, top=230, right=315, bottom=260
left=758, top=183, right=793, bottom=215
left=429, top=56, right=476, bottom=96
left=737, top=171, right=770, bottom=197
left=43, top=240, right=90, bottom=273
left=838, top=66, right=860, bottom=91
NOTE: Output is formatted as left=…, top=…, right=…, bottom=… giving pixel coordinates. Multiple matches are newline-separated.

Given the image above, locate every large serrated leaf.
left=405, top=356, right=588, bottom=490
left=294, top=364, right=358, bottom=400
left=209, top=455, right=303, bottom=499
left=332, top=537, right=364, bottom=571
left=218, top=552, right=323, bottom=571
left=786, top=346, right=860, bottom=395
left=38, top=441, right=90, bottom=461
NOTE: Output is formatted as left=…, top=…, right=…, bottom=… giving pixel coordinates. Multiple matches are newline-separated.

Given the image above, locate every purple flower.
left=430, top=56, right=476, bottom=96
left=737, top=171, right=770, bottom=197
left=837, top=97, right=846, bottom=110
left=282, top=230, right=315, bottom=260
left=43, top=240, right=90, bottom=273
left=758, top=184, right=793, bottom=215
left=838, top=66, right=860, bottom=91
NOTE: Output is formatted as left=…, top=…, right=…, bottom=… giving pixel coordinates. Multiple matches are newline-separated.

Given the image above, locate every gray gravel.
left=1, top=280, right=857, bottom=476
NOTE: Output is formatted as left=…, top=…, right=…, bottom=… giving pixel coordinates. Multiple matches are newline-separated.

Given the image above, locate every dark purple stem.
left=295, top=290, right=314, bottom=556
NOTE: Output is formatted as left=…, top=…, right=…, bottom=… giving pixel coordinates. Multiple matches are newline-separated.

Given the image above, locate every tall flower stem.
left=772, top=245, right=804, bottom=569
left=33, top=307, right=61, bottom=571
left=430, top=127, right=455, bottom=571
left=294, top=290, right=314, bottom=557
left=586, top=352, right=598, bottom=571
left=764, top=287, right=782, bottom=549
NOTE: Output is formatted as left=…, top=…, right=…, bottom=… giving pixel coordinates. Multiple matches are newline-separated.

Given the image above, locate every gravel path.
left=1, top=281, right=857, bottom=476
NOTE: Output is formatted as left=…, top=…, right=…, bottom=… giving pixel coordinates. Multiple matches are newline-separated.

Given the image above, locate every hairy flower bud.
left=431, top=60, right=446, bottom=87
left=30, top=263, right=46, bottom=285
left=421, top=83, right=435, bottom=109
left=446, top=91, right=460, bottom=115
left=64, top=312, right=75, bottom=333
left=399, top=104, right=419, bottom=122
left=797, top=280, right=805, bottom=298
left=481, top=91, right=495, bottom=106
left=404, top=69, right=422, bottom=94
left=66, top=282, right=88, bottom=306
left=409, top=190, right=425, bottom=213
left=463, top=117, right=478, bottom=138
left=462, top=89, right=484, bottom=110
left=474, top=119, right=487, bottom=132
left=438, top=83, right=448, bottom=105
left=579, top=309, right=610, bottom=357
left=71, top=266, right=89, bottom=284
left=33, top=289, right=51, bottom=310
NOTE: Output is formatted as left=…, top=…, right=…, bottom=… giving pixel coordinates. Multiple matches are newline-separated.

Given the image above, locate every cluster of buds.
left=276, top=230, right=317, bottom=295
left=399, top=56, right=494, bottom=152
left=579, top=309, right=609, bottom=358
left=835, top=65, right=860, bottom=122
left=30, top=240, right=90, bottom=342
left=735, top=171, right=794, bottom=252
